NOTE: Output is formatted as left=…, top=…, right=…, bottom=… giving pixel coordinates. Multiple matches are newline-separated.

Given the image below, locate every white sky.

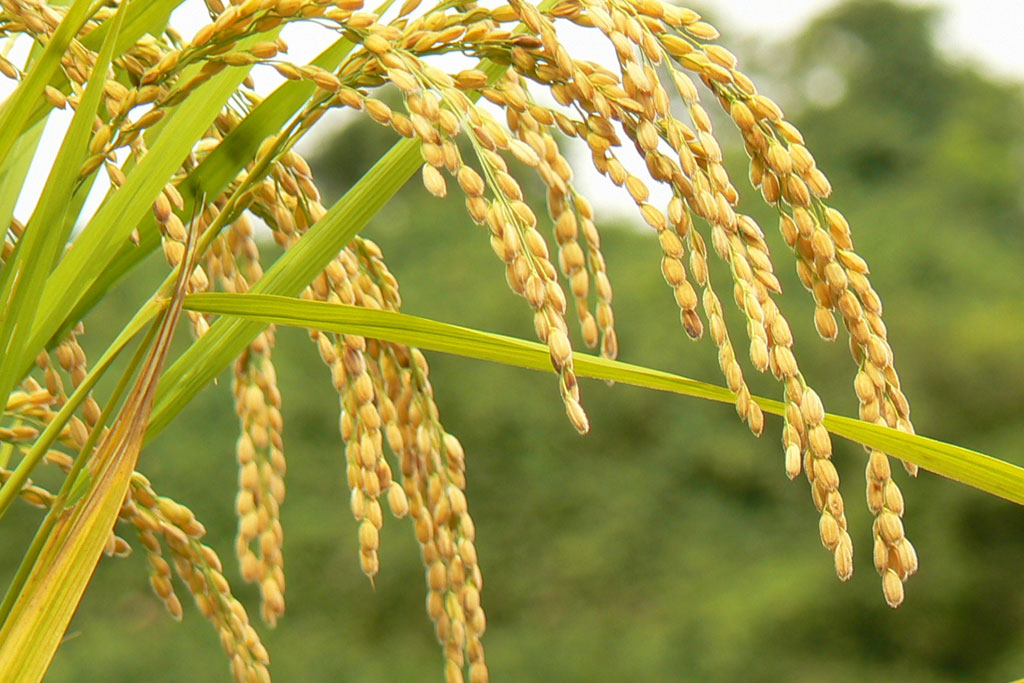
left=714, top=0, right=1024, bottom=82
left=2, top=1, right=1022, bottom=223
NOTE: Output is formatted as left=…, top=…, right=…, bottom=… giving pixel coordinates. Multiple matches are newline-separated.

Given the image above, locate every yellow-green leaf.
left=183, top=292, right=1024, bottom=507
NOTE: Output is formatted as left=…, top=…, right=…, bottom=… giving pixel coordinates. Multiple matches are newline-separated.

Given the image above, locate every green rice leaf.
left=183, top=292, right=1024, bottom=507
left=81, top=0, right=180, bottom=53
left=0, top=233, right=191, bottom=680
left=0, top=118, right=45, bottom=244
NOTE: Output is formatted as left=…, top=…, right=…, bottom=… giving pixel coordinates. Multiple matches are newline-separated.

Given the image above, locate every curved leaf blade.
left=183, top=291, right=1024, bottom=507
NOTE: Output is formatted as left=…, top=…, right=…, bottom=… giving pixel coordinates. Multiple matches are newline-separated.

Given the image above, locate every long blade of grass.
left=81, top=0, right=179, bottom=53
left=0, top=0, right=128, bottom=416
left=0, top=118, right=45, bottom=247
left=0, top=6, right=69, bottom=295
left=184, top=292, right=1024, bottom=507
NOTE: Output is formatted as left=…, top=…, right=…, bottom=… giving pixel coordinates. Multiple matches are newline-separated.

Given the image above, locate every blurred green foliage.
left=5, top=1, right=1024, bottom=680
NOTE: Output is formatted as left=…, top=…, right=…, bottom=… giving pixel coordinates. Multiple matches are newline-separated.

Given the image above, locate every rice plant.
left=1, top=0, right=1022, bottom=680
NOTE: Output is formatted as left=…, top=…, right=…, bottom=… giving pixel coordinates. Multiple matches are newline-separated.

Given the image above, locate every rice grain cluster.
left=0, top=0, right=924, bottom=680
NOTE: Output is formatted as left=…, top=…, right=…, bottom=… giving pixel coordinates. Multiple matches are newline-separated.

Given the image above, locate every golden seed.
left=747, top=403, right=764, bottom=436
left=364, top=34, right=390, bottom=54
left=787, top=175, right=811, bottom=206
left=456, top=166, right=484, bottom=198
left=673, top=282, right=697, bottom=311
left=689, top=104, right=713, bottom=134
left=835, top=535, right=854, bottom=581
left=386, top=482, right=409, bottom=518
left=730, top=100, right=756, bottom=131
left=547, top=328, right=572, bottom=369
left=837, top=290, right=863, bottom=321
left=565, top=396, right=589, bottom=434
left=838, top=250, right=870, bottom=274
left=311, top=70, right=341, bottom=92
left=765, top=142, right=792, bottom=175
left=697, top=133, right=723, bottom=168
left=876, top=510, right=904, bottom=544
left=854, top=370, right=876, bottom=403
left=882, top=569, right=904, bottom=608
left=750, top=337, right=769, bottom=372
left=411, top=112, right=438, bottom=143
left=428, top=561, right=447, bottom=592
left=661, top=257, right=686, bottom=287
left=785, top=444, right=802, bottom=480
left=789, top=144, right=815, bottom=173
left=640, top=203, right=666, bottom=231
left=806, top=168, right=832, bottom=197
left=250, top=41, right=279, bottom=59
left=359, top=519, right=379, bottom=551
left=360, top=549, right=379, bottom=578
left=686, top=21, right=720, bottom=40
left=636, top=120, right=659, bottom=152
left=897, top=538, right=918, bottom=577
left=761, top=172, right=780, bottom=203
left=0, top=56, right=18, bottom=79
left=791, top=207, right=814, bottom=238
left=625, top=175, right=650, bottom=203
left=814, top=306, right=838, bottom=341
left=883, top=480, right=905, bottom=515
left=364, top=98, right=392, bottom=124
left=801, top=388, right=825, bottom=424
left=660, top=34, right=693, bottom=58
left=165, top=594, right=183, bottom=621
left=422, top=164, right=447, bottom=198
left=706, top=45, right=738, bottom=68
left=809, top=426, right=833, bottom=460
left=44, top=85, right=67, bottom=109
left=819, top=513, right=840, bottom=550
